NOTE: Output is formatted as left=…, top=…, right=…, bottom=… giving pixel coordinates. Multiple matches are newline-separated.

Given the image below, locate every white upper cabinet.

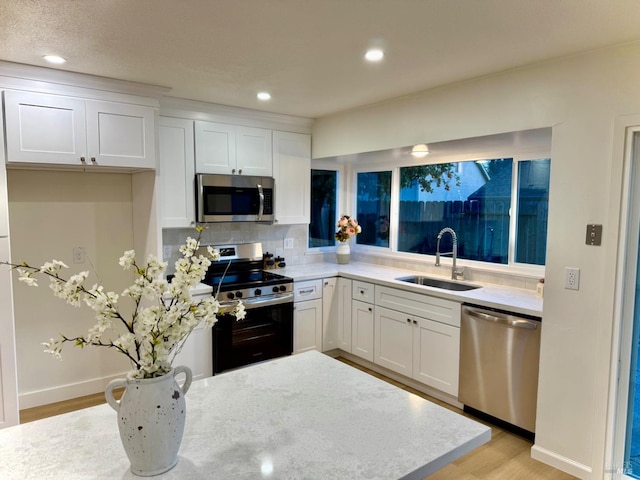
left=272, top=131, right=311, bottom=224
left=0, top=99, right=8, bottom=238
left=85, top=100, right=155, bottom=168
left=194, top=121, right=272, bottom=176
left=158, top=117, right=195, bottom=228
left=3, top=90, right=155, bottom=169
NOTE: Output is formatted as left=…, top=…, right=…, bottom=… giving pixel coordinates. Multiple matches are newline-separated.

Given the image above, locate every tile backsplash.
left=162, top=223, right=312, bottom=274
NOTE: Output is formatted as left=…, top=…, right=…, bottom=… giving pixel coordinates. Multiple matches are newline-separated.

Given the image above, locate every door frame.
left=607, top=121, right=640, bottom=479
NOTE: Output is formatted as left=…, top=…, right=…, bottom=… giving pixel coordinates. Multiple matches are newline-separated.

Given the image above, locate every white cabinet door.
left=352, top=300, right=374, bottom=362
left=194, top=122, right=272, bottom=176
left=322, top=277, right=352, bottom=352
left=172, top=325, right=213, bottom=381
left=413, top=316, right=460, bottom=396
left=158, top=117, right=196, bottom=228
left=194, top=121, right=236, bottom=174
left=85, top=100, right=156, bottom=169
left=272, top=131, right=311, bottom=224
left=322, top=277, right=337, bottom=351
left=294, top=298, right=323, bottom=354
left=374, top=306, right=413, bottom=377
left=236, top=126, right=272, bottom=176
left=0, top=103, right=9, bottom=238
left=4, top=90, right=155, bottom=169
left=4, top=90, right=87, bottom=165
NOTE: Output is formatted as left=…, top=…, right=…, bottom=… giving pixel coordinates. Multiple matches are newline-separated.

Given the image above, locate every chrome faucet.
left=436, top=227, right=464, bottom=280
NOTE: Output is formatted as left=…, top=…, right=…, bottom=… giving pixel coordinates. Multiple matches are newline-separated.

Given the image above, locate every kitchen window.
left=356, top=171, right=392, bottom=248
left=309, top=169, right=339, bottom=248
left=356, top=156, right=550, bottom=267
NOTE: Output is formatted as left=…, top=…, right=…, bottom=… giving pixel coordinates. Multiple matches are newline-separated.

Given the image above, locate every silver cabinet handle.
left=298, top=288, right=315, bottom=295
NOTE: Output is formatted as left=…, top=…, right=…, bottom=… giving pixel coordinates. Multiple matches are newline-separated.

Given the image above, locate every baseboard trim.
left=19, top=372, right=128, bottom=409
left=531, top=444, right=592, bottom=479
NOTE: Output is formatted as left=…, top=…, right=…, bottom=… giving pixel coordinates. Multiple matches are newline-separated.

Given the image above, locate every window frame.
left=351, top=150, right=550, bottom=277
left=307, top=160, right=347, bottom=253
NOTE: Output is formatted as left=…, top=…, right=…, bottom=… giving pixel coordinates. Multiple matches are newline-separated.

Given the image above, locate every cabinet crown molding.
left=160, top=96, right=314, bottom=134
left=0, top=60, right=169, bottom=106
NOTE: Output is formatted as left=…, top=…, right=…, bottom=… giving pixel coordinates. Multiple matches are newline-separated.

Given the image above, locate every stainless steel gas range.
left=198, top=242, right=293, bottom=374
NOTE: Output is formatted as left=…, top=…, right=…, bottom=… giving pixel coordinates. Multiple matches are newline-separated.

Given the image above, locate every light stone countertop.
left=0, top=351, right=490, bottom=480
left=277, top=262, right=543, bottom=317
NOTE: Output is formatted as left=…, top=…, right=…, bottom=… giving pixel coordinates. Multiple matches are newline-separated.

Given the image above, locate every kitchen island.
left=0, top=351, right=489, bottom=479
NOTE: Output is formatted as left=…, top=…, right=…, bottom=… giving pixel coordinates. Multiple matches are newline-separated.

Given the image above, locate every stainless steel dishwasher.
left=458, top=304, right=542, bottom=435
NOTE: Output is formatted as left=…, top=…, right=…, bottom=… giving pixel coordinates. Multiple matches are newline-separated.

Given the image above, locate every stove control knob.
left=279, top=285, right=287, bottom=292
left=255, top=288, right=262, bottom=296
left=235, top=291, right=243, bottom=299
left=272, top=286, right=279, bottom=293
left=226, top=292, right=235, bottom=300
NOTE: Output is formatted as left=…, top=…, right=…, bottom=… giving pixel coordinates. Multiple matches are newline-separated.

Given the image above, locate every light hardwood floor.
left=19, top=360, right=577, bottom=480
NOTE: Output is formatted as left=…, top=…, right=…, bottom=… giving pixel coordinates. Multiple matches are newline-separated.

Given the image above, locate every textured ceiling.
left=1, top=0, right=640, bottom=119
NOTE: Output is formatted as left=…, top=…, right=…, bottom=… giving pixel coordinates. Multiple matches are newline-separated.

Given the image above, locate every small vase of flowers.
left=335, top=215, right=362, bottom=264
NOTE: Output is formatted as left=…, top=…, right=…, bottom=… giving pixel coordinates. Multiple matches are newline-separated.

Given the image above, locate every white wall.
left=7, top=170, right=134, bottom=408
left=312, top=43, right=640, bottom=479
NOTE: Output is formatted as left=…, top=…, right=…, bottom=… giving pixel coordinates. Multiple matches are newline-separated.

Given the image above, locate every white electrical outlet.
left=565, top=267, right=580, bottom=290
left=163, top=246, right=172, bottom=259
left=73, top=246, right=85, bottom=264
left=284, top=238, right=294, bottom=249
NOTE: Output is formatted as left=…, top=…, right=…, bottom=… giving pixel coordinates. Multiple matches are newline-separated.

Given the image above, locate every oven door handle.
left=221, top=292, right=294, bottom=311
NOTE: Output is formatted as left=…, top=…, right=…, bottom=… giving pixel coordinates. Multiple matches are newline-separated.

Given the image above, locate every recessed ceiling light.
left=257, top=92, right=271, bottom=101
left=365, top=49, right=384, bottom=62
left=43, top=55, right=67, bottom=65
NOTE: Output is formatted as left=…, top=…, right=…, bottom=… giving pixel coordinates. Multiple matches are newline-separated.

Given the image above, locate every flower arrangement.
left=335, top=215, right=362, bottom=243
left=1, top=227, right=244, bottom=379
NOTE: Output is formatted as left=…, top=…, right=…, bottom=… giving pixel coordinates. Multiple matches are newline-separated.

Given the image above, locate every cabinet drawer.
left=375, top=285, right=461, bottom=328
left=352, top=281, right=374, bottom=303
left=294, top=279, right=323, bottom=302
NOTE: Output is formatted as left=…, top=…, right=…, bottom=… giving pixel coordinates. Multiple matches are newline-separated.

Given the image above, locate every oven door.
left=213, top=300, right=293, bottom=374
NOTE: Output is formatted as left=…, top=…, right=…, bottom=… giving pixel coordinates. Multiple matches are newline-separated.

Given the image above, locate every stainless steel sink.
left=395, top=275, right=481, bottom=291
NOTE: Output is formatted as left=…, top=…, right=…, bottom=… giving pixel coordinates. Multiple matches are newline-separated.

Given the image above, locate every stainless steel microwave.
left=196, top=174, right=275, bottom=223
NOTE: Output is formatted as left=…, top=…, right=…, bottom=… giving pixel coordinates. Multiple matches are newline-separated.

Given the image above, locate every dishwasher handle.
left=465, top=308, right=539, bottom=330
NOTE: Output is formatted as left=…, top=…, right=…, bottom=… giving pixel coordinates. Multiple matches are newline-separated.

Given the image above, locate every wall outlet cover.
left=565, top=267, right=580, bottom=290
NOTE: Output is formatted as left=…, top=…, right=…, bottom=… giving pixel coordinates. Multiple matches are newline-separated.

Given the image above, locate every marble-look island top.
left=0, top=351, right=490, bottom=479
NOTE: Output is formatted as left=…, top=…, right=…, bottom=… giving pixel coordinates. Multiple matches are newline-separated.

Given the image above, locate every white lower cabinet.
left=173, top=324, right=213, bottom=381
left=322, top=277, right=352, bottom=352
left=351, top=300, right=374, bottom=362
left=374, top=286, right=461, bottom=397
left=172, top=293, right=213, bottom=380
left=293, top=279, right=323, bottom=353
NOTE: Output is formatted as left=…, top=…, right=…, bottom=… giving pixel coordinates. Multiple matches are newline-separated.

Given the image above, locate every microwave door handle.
left=256, top=183, right=264, bottom=221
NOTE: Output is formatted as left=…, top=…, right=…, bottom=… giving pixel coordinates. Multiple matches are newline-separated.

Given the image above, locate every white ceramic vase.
left=105, top=366, right=193, bottom=477
left=336, top=242, right=350, bottom=264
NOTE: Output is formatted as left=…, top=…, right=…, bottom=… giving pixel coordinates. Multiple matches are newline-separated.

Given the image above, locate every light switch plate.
left=586, top=224, right=602, bottom=246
